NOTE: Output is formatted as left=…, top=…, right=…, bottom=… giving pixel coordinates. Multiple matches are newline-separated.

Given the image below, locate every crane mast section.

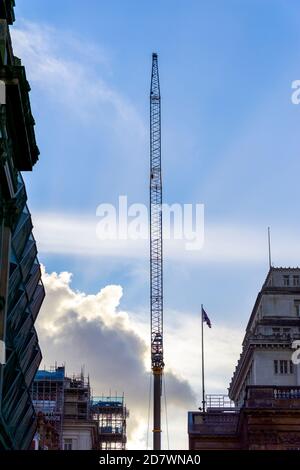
left=150, top=53, right=163, bottom=373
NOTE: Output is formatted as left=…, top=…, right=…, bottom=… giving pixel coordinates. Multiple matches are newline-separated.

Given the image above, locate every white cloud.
left=38, top=267, right=196, bottom=449
left=11, top=20, right=146, bottom=138
left=38, top=266, right=244, bottom=449
left=32, top=211, right=300, bottom=265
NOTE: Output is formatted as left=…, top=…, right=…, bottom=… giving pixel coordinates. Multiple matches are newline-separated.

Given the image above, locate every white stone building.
left=229, top=267, right=300, bottom=406
left=62, top=422, right=98, bottom=450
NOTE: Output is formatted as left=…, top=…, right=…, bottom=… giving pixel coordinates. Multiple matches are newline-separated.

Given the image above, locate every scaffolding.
left=64, top=372, right=91, bottom=421
left=31, top=366, right=65, bottom=449
left=91, top=394, right=128, bottom=450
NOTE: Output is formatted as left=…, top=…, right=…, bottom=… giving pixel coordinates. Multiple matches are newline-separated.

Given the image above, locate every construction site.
left=30, top=365, right=128, bottom=450
left=31, top=366, right=65, bottom=449
left=91, top=396, right=128, bottom=450
left=3, top=0, right=300, bottom=460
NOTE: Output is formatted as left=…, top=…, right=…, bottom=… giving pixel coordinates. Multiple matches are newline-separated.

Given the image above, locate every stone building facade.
left=188, top=267, right=300, bottom=450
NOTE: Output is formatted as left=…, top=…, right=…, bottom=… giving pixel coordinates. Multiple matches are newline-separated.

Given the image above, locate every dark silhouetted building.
left=0, top=0, right=45, bottom=449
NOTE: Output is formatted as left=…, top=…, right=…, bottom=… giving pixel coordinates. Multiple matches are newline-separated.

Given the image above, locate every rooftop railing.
left=206, top=394, right=236, bottom=410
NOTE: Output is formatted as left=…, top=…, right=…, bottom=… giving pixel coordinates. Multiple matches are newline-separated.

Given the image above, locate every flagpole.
left=201, top=304, right=205, bottom=413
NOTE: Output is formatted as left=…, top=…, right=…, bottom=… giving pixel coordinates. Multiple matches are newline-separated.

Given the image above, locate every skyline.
left=10, top=0, right=300, bottom=449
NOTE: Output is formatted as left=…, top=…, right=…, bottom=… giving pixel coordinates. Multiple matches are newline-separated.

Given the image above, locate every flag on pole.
left=202, top=306, right=212, bottom=328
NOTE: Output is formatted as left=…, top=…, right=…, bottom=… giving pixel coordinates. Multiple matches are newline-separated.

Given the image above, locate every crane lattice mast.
left=150, top=52, right=164, bottom=451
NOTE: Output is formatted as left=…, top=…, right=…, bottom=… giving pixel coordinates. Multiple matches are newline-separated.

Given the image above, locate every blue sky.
left=10, top=0, right=300, bottom=448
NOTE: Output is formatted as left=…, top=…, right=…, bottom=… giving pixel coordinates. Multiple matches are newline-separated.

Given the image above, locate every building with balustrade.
left=188, top=267, right=300, bottom=450
left=0, top=0, right=45, bottom=449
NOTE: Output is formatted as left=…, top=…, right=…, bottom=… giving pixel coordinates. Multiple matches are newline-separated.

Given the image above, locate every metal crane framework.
left=150, top=52, right=164, bottom=451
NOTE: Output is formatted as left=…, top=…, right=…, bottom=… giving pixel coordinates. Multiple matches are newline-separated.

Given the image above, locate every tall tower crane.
left=150, top=52, right=164, bottom=451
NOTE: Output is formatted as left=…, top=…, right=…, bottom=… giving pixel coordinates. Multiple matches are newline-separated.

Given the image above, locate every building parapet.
left=188, top=411, right=239, bottom=436
left=245, top=385, right=300, bottom=408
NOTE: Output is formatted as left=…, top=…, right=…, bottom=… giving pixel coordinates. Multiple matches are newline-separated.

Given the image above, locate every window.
left=280, top=360, right=287, bottom=374
left=283, top=328, right=291, bottom=335
left=64, top=439, right=72, bottom=450
left=275, top=359, right=293, bottom=375
left=283, top=275, right=290, bottom=286
left=295, top=300, right=300, bottom=316
left=294, top=276, right=300, bottom=286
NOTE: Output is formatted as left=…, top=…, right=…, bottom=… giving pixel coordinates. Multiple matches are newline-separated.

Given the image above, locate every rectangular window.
left=283, top=328, right=291, bottom=334
left=280, top=360, right=284, bottom=374
left=64, top=439, right=72, bottom=451
left=294, top=276, right=300, bottom=286
left=280, top=360, right=288, bottom=374
left=295, top=300, right=300, bottom=316
left=277, top=360, right=292, bottom=374
left=283, top=275, right=290, bottom=286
